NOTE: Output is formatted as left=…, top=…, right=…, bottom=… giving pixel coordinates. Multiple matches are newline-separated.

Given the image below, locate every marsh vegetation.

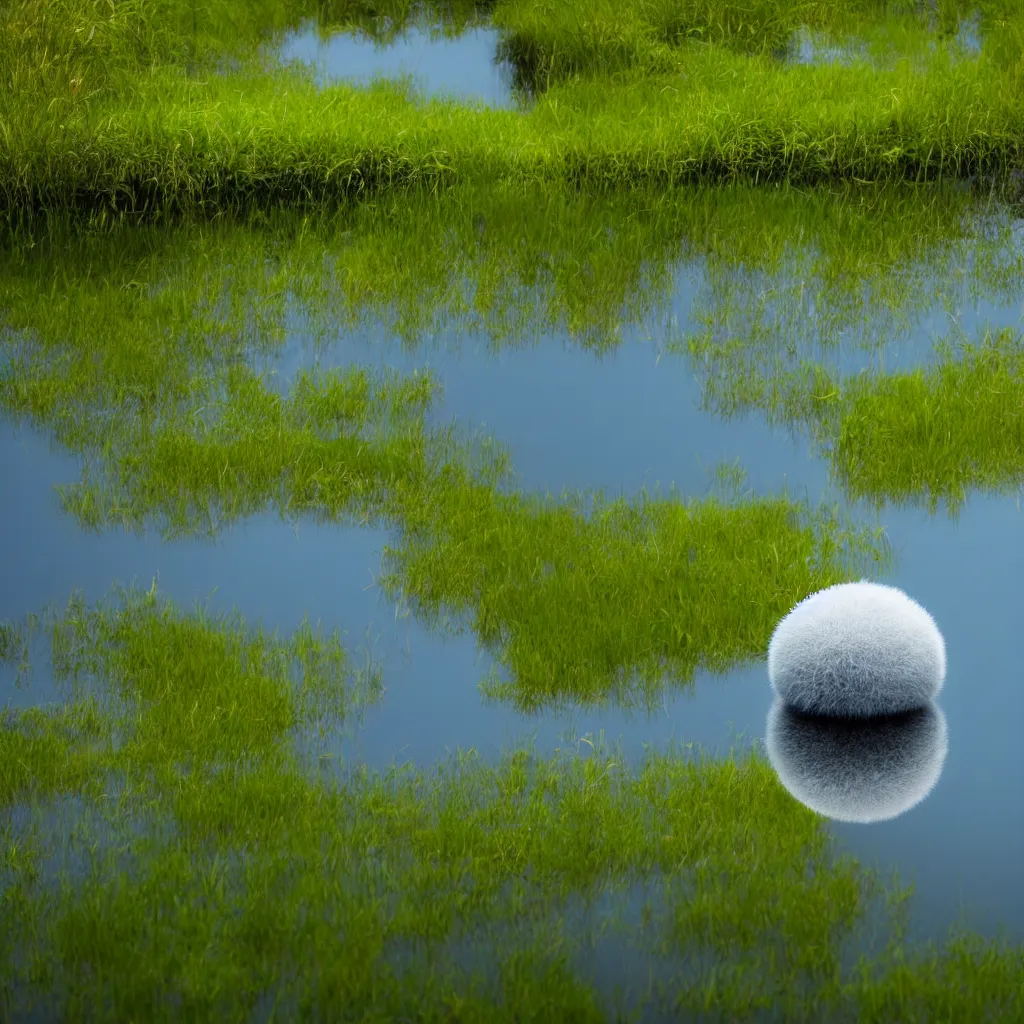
left=2, top=0, right=1023, bottom=1020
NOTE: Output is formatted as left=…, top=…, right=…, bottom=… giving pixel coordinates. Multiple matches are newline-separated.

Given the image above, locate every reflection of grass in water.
left=0, top=187, right=1020, bottom=1014
left=292, top=0, right=497, bottom=46
left=2, top=180, right=1015, bottom=361
left=1, top=588, right=1021, bottom=1019
left=0, top=199, right=892, bottom=709
left=5, top=182, right=1022, bottom=704
left=4, top=181, right=1022, bottom=526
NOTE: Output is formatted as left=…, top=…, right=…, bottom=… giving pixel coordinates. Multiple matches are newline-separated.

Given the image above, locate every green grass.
left=822, top=328, right=1024, bottom=513
left=3, top=0, right=1024, bottom=218
left=3, top=179, right=1021, bottom=523
left=2, top=584, right=381, bottom=803
left=3, top=14, right=1024, bottom=1007
left=2, top=179, right=1015, bottom=367
left=6, top=179, right=1023, bottom=699
left=4, top=185, right=950, bottom=708
left=2, top=586, right=1022, bottom=1020
left=683, top=326, right=1024, bottom=514
left=492, top=0, right=1015, bottom=88
left=4, top=334, right=887, bottom=710
left=382, top=469, right=887, bottom=711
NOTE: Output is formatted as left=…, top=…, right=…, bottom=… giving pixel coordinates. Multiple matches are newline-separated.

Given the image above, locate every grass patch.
left=53, top=363, right=453, bottom=536
left=822, top=327, right=1024, bottom=512
left=0, top=193, right=903, bottom=710
left=5, top=179, right=1018, bottom=525
left=383, top=468, right=888, bottom=710
left=2, top=589, right=1022, bottom=1019
left=684, top=326, right=1024, bottom=514
left=2, top=583, right=381, bottom=806
left=3, top=0, right=1024, bottom=216
left=492, top=0, right=1014, bottom=89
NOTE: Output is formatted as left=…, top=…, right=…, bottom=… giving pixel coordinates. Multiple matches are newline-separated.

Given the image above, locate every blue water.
left=274, top=20, right=517, bottom=108
left=2, top=200, right=1023, bottom=964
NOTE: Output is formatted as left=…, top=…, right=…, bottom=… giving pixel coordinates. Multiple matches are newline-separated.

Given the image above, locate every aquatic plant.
left=767, top=580, right=946, bottom=716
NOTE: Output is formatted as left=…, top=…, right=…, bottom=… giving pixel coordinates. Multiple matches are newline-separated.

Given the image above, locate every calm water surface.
left=274, top=20, right=517, bottom=108
left=2, top=203, right=1023, bottom=970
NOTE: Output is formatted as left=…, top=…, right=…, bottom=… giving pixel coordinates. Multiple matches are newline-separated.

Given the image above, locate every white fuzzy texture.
left=767, top=580, right=946, bottom=718
left=764, top=698, right=948, bottom=824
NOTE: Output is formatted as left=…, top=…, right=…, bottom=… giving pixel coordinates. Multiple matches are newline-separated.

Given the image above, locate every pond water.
left=2, top=183, right=1024, bottom=1015
left=274, top=19, right=518, bottom=108
left=3, top=188, right=1023, bottom=961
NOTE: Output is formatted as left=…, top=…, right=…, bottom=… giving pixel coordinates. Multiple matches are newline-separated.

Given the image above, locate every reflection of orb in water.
left=764, top=698, right=949, bottom=823
left=768, top=580, right=946, bottom=717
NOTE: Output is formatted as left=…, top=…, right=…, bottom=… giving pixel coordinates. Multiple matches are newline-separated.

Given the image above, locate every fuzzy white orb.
left=764, top=698, right=948, bottom=823
left=767, top=580, right=946, bottom=718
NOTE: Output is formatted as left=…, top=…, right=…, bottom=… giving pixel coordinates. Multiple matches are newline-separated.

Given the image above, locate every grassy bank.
left=3, top=0, right=1024, bottom=218
left=493, top=0, right=1022, bottom=87
left=2, top=586, right=1022, bottom=1021
left=5, top=55, right=1022, bottom=217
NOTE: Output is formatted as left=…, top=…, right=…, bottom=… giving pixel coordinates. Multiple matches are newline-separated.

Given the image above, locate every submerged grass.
left=2, top=587, right=1022, bottom=1020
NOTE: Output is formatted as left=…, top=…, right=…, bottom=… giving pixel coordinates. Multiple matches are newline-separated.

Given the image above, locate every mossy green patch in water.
left=0, top=698, right=117, bottom=808
left=53, top=364, right=449, bottom=537
left=383, top=470, right=888, bottom=711
left=824, top=328, right=1024, bottom=513
left=688, top=326, right=1024, bottom=514
left=1, top=584, right=380, bottom=813
left=2, top=589, right=1021, bottom=1019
